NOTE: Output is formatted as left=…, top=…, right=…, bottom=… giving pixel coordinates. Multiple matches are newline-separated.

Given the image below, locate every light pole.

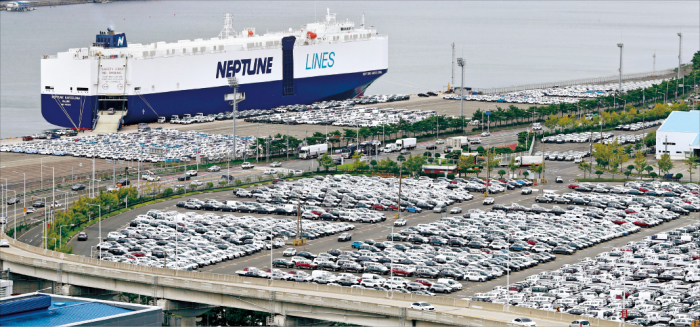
left=617, top=43, right=623, bottom=94
left=87, top=204, right=101, bottom=259
left=59, top=224, right=75, bottom=247
left=45, top=237, right=57, bottom=250
left=457, top=57, right=465, bottom=133
left=12, top=171, right=27, bottom=213
left=40, top=196, right=47, bottom=249
left=228, top=76, right=239, bottom=162
left=6, top=190, right=16, bottom=239
left=42, top=165, right=55, bottom=211
left=0, top=178, right=6, bottom=222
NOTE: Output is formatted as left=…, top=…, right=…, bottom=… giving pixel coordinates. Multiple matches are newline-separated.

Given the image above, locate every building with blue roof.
left=656, top=110, right=700, bottom=160
left=0, top=293, right=162, bottom=326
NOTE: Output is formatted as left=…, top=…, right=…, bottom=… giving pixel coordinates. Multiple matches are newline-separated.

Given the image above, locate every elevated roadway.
left=0, top=236, right=619, bottom=327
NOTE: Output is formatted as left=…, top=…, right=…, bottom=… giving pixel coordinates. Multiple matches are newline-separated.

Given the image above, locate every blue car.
left=406, top=206, right=423, bottom=213
left=351, top=241, right=364, bottom=249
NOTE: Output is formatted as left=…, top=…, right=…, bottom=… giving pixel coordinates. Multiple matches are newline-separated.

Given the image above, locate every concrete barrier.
left=0, top=235, right=618, bottom=326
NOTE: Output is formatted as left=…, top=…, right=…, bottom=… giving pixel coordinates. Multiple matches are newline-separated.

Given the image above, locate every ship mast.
left=218, top=13, right=235, bottom=39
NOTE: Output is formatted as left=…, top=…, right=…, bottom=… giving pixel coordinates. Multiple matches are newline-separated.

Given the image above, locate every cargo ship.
left=40, top=9, right=388, bottom=130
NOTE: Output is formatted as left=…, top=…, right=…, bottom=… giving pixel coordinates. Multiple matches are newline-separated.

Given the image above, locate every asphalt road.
left=63, top=154, right=695, bottom=300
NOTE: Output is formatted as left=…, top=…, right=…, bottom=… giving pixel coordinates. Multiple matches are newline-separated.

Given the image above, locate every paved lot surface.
left=62, top=154, right=693, bottom=300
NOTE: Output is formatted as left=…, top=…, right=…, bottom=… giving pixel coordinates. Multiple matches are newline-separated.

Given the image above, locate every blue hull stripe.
left=41, top=70, right=386, bottom=129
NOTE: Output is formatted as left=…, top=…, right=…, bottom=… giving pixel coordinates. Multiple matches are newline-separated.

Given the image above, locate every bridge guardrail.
left=0, top=235, right=620, bottom=327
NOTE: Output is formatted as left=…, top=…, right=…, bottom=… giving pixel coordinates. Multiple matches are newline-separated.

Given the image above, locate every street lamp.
left=6, top=190, right=16, bottom=239
left=87, top=204, right=102, bottom=259
left=457, top=57, right=465, bottom=133
left=227, top=76, right=239, bottom=185
left=44, top=237, right=57, bottom=250
left=59, top=224, right=75, bottom=247
left=13, top=171, right=26, bottom=212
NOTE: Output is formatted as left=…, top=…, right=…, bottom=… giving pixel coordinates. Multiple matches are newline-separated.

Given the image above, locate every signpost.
left=621, top=309, right=628, bottom=319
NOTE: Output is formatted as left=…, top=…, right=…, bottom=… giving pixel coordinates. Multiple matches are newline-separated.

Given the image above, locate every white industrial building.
left=656, top=110, right=700, bottom=160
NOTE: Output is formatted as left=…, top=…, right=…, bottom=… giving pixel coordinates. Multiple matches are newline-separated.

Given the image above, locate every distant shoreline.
left=0, top=0, right=140, bottom=8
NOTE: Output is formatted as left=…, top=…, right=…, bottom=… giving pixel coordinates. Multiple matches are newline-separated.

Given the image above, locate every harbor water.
left=1, top=1, right=698, bottom=138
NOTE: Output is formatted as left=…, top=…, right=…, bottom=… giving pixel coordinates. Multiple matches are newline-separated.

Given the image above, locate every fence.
left=474, top=68, right=676, bottom=95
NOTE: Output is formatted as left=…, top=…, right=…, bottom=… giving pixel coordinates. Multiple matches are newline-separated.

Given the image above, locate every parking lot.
left=74, top=165, right=698, bottom=303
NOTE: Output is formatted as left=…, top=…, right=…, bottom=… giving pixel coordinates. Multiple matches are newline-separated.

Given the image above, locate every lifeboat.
left=306, top=31, right=317, bottom=39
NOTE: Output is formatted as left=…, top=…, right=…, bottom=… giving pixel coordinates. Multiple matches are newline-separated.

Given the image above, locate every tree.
left=497, top=169, right=506, bottom=178
left=657, top=153, right=673, bottom=176
left=595, top=170, right=604, bottom=179
left=626, top=164, right=635, bottom=174
left=644, top=166, right=654, bottom=175
left=458, top=155, right=476, bottom=177
left=530, top=163, right=544, bottom=180
left=318, top=152, right=334, bottom=171
left=644, top=131, right=656, bottom=148
left=507, top=157, right=519, bottom=177
left=476, top=146, right=485, bottom=153
left=523, top=171, right=529, bottom=179
left=633, top=151, right=649, bottom=174
left=577, top=161, right=591, bottom=179
left=370, top=159, right=378, bottom=169
left=162, top=188, right=174, bottom=197
left=218, top=180, right=227, bottom=187
left=397, top=155, right=406, bottom=163
left=543, top=115, right=559, bottom=131
left=206, top=181, right=214, bottom=189
left=649, top=172, right=657, bottom=180
left=176, top=187, right=185, bottom=194
left=486, top=150, right=501, bottom=178
left=685, top=154, right=698, bottom=182
left=404, top=154, right=426, bottom=176
left=624, top=171, right=631, bottom=179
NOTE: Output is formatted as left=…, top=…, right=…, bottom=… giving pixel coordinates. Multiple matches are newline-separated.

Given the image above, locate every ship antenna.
left=361, top=12, right=365, bottom=28
left=218, top=13, right=235, bottom=39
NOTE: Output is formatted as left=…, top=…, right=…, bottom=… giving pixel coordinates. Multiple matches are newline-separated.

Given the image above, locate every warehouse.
left=656, top=110, right=700, bottom=160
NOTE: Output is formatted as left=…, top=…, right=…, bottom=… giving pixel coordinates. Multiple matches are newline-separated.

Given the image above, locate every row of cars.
left=95, top=209, right=356, bottom=270
left=479, top=223, right=700, bottom=326
left=244, top=106, right=434, bottom=127
left=2, top=129, right=254, bottom=163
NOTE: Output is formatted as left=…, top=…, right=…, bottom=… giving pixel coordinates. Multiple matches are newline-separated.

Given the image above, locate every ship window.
left=135, top=87, right=141, bottom=91
left=77, top=87, right=88, bottom=91
left=45, top=86, right=54, bottom=90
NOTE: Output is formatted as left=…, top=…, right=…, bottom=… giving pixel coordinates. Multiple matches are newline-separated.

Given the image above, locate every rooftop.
left=0, top=293, right=161, bottom=327
left=657, top=110, right=700, bottom=133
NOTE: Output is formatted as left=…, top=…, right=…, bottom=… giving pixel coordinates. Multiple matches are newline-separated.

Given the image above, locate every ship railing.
left=42, top=55, right=57, bottom=59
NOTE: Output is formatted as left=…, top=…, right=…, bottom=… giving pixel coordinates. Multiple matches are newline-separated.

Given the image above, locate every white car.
left=283, top=248, right=297, bottom=256
left=186, top=170, right=198, bottom=176
left=264, top=169, right=278, bottom=175
left=410, top=302, right=435, bottom=311
left=449, top=207, right=462, bottom=214
left=481, top=131, right=491, bottom=137
left=190, top=180, right=204, bottom=186
left=435, top=139, right=445, bottom=144
left=394, top=218, right=407, bottom=227
left=512, top=317, right=537, bottom=327
left=0, top=239, right=9, bottom=247
left=207, top=166, right=221, bottom=172
left=483, top=197, right=494, bottom=205
left=270, top=162, right=282, bottom=168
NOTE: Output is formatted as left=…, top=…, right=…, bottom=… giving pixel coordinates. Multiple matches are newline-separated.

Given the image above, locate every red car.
left=130, top=251, right=146, bottom=257
left=372, top=204, right=387, bottom=211
left=624, top=209, right=637, bottom=214
left=389, top=205, right=400, bottom=211
left=391, top=267, right=412, bottom=276
left=638, top=188, right=649, bottom=193
left=633, top=221, right=650, bottom=228
left=526, top=239, right=538, bottom=246
left=295, top=261, right=317, bottom=269
left=414, top=279, right=432, bottom=286
left=612, top=220, right=627, bottom=225
left=568, top=184, right=579, bottom=189
left=311, top=210, right=323, bottom=216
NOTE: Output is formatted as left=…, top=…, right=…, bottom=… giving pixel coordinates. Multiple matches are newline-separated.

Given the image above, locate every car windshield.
left=420, top=302, right=430, bottom=306
left=521, top=318, right=532, bottom=322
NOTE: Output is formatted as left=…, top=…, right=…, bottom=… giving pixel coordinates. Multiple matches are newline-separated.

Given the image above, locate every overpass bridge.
left=0, top=236, right=619, bottom=327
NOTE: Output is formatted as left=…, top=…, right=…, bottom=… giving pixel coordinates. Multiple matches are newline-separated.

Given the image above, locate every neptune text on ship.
left=40, top=9, right=388, bottom=129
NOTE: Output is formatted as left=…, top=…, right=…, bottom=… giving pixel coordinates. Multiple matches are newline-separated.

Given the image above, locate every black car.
left=552, top=247, right=574, bottom=255
left=6, top=197, right=19, bottom=205
left=32, top=201, right=45, bottom=208
left=178, top=175, right=191, bottom=181
left=116, top=178, right=130, bottom=186
left=77, top=232, right=88, bottom=241
left=272, top=258, right=295, bottom=268
left=71, top=184, right=86, bottom=191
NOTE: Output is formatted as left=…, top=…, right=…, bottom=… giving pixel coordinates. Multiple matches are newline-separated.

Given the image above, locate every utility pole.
left=653, top=53, right=656, bottom=77
left=228, top=76, right=239, bottom=161
left=451, top=42, right=455, bottom=89
left=457, top=57, right=465, bottom=133
left=617, top=43, right=624, bottom=94
left=678, top=33, right=683, bottom=80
